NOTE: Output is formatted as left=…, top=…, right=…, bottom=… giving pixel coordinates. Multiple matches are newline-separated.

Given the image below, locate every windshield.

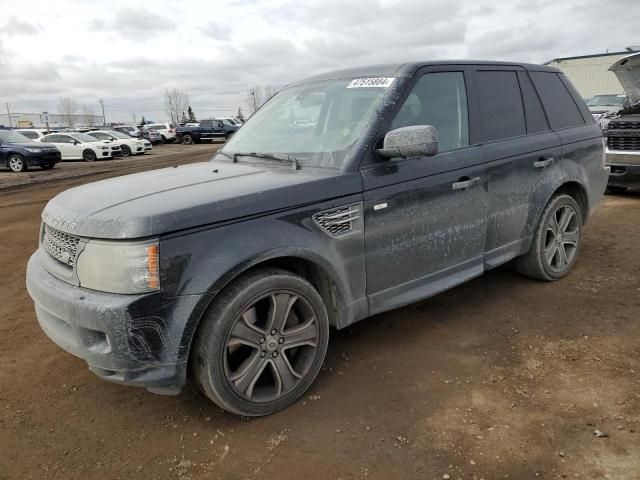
left=0, top=131, right=31, bottom=143
left=220, top=77, right=394, bottom=169
left=73, top=133, right=101, bottom=142
left=108, top=131, right=132, bottom=139
left=587, top=95, right=626, bottom=107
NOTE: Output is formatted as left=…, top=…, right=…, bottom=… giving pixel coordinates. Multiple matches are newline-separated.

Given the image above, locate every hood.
left=42, top=161, right=360, bottom=239
left=609, top=52, right=640, bottom=104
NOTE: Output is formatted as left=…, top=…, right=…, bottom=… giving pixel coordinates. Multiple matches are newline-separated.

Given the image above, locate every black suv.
left=1, top=130, right=61, bottom=172
left=26, top=61, right=607, bottom=416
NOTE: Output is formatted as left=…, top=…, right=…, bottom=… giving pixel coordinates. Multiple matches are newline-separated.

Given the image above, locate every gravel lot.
left=1, top=147, right=639, bottom=479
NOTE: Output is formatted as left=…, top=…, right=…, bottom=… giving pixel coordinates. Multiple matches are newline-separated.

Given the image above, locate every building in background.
left=545, top=47, right=640, bottom=100
left=0, top=112, right=102, bottom=129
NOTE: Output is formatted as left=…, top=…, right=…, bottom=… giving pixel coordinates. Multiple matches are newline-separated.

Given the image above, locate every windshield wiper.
left=232, top=152, right=300, bottom=170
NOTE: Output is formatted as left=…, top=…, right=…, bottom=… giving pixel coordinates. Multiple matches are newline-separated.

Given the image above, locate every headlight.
left=25, top=148, right=42, bottom=153
left=76, top=239, right=160, bottom=294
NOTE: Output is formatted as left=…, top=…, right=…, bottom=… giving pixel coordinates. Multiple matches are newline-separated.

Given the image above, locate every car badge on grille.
left=42, top=210, right=77, bottom=231
left=60, top=251, right=71, bottom=263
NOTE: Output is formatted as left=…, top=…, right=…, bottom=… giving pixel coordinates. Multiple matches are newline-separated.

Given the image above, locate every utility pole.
left=99, top=98, right=106, bottom=126
left=5, top=103, right=12, bottom=128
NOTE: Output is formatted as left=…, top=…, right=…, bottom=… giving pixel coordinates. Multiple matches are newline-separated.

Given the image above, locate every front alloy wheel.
left=193, top=268, right=329, bottom=416
left=225, top=291, right=320, bottom=402
left=8, top=154, right=26, bottom=172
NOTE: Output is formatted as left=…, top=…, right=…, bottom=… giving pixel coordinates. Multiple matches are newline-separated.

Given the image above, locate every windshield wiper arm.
left=232, top=152, right=300, bottom=170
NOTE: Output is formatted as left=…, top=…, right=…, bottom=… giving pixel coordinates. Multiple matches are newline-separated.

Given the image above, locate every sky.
left=0, top=0, right=638, bottom=124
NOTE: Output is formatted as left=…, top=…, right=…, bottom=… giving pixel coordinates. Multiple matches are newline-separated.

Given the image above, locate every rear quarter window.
left=530, top=72, right=585, bottom=130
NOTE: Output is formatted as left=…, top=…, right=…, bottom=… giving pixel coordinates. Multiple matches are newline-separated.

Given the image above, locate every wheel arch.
left=182, top=251, right=348, bottom=380
left=554, top=181, right=589, bottom=225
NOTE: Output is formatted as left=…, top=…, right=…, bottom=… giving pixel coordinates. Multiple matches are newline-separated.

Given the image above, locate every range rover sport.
left=26, top=61, right=608, bottom=416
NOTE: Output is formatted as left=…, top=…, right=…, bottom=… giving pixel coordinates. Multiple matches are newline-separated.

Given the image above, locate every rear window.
left=476, top=70, right=526, bottom=142
left=19, top=131, right=39, bottom=139
left=530, top=72, right=585, bottom=129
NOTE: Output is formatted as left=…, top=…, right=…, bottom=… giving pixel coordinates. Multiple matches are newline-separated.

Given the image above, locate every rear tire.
left=515, top=194, right=583, bottom=281
left=82, top=149, right=97, bottom=162
left=192, top=268, right=329, bottom=416
left=8, top=154, right=26, bottom=172
left=182, top=134, right=193, bottom=145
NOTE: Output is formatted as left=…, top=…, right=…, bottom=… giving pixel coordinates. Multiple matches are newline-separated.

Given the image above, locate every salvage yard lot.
left=0, top=143, right=223, bottom=192
left=1, top=147, right=639, bottom=479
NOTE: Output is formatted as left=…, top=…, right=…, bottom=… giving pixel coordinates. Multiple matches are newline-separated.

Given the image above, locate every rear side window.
left=530, top=72, right=585, bottom=129
left=517, top=72, right=549, bottom=133
left=476, top=70, right=526, bottom=142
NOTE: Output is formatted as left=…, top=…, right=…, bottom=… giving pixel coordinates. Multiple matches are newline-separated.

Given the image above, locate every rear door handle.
left=534, top=157, right=554, bottom=168
left=452, top=176, right=481, bottom=191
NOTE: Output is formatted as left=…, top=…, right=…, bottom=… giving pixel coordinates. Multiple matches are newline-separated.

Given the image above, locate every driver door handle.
left=452, top=176, right=481, bottom=191
left=534, top=157, right=554, bottom=168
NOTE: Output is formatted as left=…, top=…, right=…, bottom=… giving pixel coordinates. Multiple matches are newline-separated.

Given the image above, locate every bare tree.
left=82, top=104, right=96, bottom=127
left=164, top=88, right=190, bottom=125
left=245, top=85, right=278, bottom=115
left=58, top=97, right=78, bottom=128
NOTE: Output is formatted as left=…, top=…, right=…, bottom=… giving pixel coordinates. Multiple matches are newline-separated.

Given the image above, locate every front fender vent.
left=313, top=204, right=360, bottom=238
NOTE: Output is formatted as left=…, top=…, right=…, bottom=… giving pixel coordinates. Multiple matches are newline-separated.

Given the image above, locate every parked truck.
left=176, top=119, right=239, bottom=144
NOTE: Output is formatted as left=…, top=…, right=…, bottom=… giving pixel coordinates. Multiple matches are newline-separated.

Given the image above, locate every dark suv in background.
left=27, top=61, right=607, bottom=416
left=0, top=130, right=60, bottom=172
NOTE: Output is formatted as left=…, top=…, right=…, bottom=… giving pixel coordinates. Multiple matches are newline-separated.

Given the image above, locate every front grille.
left=608, top=136, right=640, bottom=151
left=42, top=225, right=80, bottom=267
left=609, top=121, right=640, bottom=130
left=313, top=204, right=360, bottom=238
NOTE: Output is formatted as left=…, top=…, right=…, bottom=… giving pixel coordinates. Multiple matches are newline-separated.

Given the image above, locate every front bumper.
left=26, top=250, right=206, bottom=394
left=25, top=150, right=61, bottom=167
left=605, top=149, right=640, bottom=187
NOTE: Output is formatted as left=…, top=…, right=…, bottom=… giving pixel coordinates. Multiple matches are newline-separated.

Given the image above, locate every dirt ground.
left=1, top=147, right=639, bottom=479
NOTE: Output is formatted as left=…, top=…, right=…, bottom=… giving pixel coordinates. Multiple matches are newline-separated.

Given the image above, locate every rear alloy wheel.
left=182, top=134, right=193, bottom=145
left=8, top=154, right=26, bottom=172
left=193, top=268, right=329, bottom=416
left=120, top=145, right=131, bottom=157
left=515, top=194, right=582, bottom=281
left=82, top=149, right=97, bottom=162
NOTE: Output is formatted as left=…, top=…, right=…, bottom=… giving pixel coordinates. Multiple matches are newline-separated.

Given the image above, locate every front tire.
left=121, top=145, right=131, bottom=157
left=193, top=268, right=329, bottom=416
left=160, top=135, right=167, bottom=144
left=8, top=154, right=26, bottom=172
left=82, top=149, right=97, bottom=162
left=182, top=134, right=193, bottom=145
left=515, top=194, right=583, bottom=281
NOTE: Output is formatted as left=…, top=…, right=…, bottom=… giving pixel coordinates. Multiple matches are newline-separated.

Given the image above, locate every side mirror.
left=376, top=125, right=438, bottom=159
left=73, top=140, right=80, bottom=145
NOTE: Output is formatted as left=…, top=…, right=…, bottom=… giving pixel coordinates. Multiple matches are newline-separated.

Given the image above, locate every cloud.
left=0, top=0, right=639, bottom=122
left=89, top=7, right=176, bottom=39
left=0, top=16, right=41, bottom=35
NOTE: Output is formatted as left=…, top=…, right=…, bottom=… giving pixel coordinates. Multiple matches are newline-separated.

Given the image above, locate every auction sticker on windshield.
left=347, top=78, right=394, bottom=88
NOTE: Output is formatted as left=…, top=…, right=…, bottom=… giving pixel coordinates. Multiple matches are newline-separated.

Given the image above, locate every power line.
left=5, top=103, right=12, bottom=128
left=99, top=98, right=106, bottom=125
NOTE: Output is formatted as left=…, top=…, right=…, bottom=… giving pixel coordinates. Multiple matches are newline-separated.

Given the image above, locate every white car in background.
left=144, top=123, right=177, bottom=143
left=39, top=132, right=120, bottom=161
left=15, top=129, right=52, bottom=141
left=87, top=130, right=148, bottom=156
